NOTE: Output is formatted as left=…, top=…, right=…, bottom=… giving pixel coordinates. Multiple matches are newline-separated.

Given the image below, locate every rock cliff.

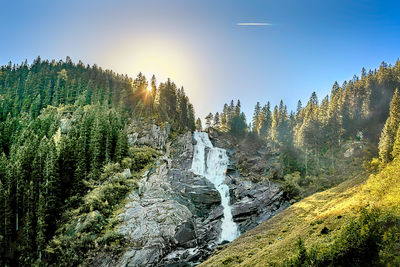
left=99, top=126, right=287, bottom=266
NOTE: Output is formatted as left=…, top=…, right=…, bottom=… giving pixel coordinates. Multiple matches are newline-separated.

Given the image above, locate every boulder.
left=175, top=221, right=196, bottom=247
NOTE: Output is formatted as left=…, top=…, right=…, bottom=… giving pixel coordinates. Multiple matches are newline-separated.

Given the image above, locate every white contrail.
left=237, top=22, right=272, bottom=26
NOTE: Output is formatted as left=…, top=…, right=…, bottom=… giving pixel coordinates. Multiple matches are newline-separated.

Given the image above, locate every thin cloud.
left=237, top=22, right=272, bottom=26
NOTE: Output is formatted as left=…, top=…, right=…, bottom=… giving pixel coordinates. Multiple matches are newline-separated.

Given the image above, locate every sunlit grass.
left=201, top=158, right=400, bottom=266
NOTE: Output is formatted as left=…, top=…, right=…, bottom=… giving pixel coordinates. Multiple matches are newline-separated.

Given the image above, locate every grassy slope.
left=201, top=158, right=400, bottom=266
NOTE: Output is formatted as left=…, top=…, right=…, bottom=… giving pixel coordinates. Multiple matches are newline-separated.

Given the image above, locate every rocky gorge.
left=99, top=123, right=288, bottom=266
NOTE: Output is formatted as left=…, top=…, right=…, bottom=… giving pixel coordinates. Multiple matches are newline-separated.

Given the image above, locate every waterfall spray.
left=191, top=132, right=239, bottom=242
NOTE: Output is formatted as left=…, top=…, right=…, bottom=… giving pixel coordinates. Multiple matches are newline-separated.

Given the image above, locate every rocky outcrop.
left=100, top=131, right=286, bottom=266
left=127, top=121, right=171, bottom=149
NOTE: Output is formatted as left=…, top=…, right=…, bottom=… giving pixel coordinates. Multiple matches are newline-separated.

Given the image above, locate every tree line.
left=205, top=61, right=400, bottom=176
left=0, top=56, right=195, bottom=131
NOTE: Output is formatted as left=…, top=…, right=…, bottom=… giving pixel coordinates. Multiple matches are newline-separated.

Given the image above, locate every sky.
left=1, top=0, right=400, bottom=121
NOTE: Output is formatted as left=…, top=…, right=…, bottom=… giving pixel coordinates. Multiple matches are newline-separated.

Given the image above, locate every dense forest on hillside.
left=0, top=57, right=195, bottom=266
left=201, top=63, right=400, bottom=267
left=2, top=57, right=400, bottom=266
left=204, top=61, right=400, bottom=198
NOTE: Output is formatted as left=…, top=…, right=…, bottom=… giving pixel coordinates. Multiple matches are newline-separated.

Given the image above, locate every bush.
left=285, top=208, right=400, bottom=266
left=282, top=172, right=302, bottom=200
left=126, top=147, right=159, bottom=171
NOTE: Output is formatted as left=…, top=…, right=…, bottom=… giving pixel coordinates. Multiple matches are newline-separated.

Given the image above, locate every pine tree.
left=271, top=105, right=279, bottom=143
left=379, top=89, right=400, bottom=163
left=187, top=104, right=196, bottom=131
left=391, top=126, right=400, bottom=159
left=229, top=112, right=247, bottom=138
left=0, top=179, right=4, bottom=266
left=115, top=129, right=129, bottom=163
left=221, top=103, right=228, bottom=127
left=195, top=118, right=202, bottom=131
left=235, top=100, right=241, bottom=116
left=150, top=75, right=157, bottom=101
left=214, top=112, right=220, bottom=127
left=43, top=139, right=60, bottom=238
left=296, top=100, right=302, bottom=117
left=252, top=102, right=261, bottom=133
left=259, top=103, right=272, bottom=138
left=89, top=117, right=104, bottom=178
left=0, top=153, right=6, bottom=265
left=205, top=113, right=213, bottom=129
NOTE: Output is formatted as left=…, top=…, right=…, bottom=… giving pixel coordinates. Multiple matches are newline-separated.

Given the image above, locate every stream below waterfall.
left=191, top=131, right=239, bottom=242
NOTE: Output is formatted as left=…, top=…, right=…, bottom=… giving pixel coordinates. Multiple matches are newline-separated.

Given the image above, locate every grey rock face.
left=104, top=131, right=286, bottom=267
left=121, top=169, right=132, bottom=179
left=126, top=121, right=171, bottom=149
left=127, top=133, right=138, bottom=146
left=137, top=123, right=171, bottom=149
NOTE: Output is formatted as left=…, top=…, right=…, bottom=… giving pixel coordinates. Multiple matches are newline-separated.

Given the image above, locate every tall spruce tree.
left=252, top=102, right=261, bottom=133
left=379, top=89, right=400, bottom=163
left=196, top=118, right=202, bottom=131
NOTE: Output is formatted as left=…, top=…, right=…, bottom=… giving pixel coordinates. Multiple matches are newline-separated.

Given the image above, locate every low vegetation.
left=46, top=147, right=158, bottom=266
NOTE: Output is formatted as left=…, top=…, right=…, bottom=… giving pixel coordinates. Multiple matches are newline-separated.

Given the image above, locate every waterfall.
left=191, top=132, right=239, bottom=242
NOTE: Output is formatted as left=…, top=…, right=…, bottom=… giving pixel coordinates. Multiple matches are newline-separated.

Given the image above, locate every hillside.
left=1, top=58, right=400, bottom=266
left=0, top=58, right=196, bottom=266
left=201, top=155, right=400, bottom=266
left=201, top=83, right=400, bottom=266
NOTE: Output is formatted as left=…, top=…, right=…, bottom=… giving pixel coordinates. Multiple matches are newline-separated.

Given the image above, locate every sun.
left=147, top=83, right=152, bottom=92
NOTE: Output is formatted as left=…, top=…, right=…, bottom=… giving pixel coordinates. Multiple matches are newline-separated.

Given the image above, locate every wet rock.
left=175, top=221, right=196, bottom=247
left=99, top=131, right=286, bottom=267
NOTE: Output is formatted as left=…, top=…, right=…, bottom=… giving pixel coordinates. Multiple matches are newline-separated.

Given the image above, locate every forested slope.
left=201, top=62, right=400, bottom=266
left=205, top=61, right=400, bottom=200
left=0, top=57, right=195, bottom=266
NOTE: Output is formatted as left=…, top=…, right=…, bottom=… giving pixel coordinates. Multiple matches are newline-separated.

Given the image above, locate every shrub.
left=285, top=208, right=400, bottom=266
left=127, top=147, right=159, bottom=171
left=282, top=172, right=302, bottom=200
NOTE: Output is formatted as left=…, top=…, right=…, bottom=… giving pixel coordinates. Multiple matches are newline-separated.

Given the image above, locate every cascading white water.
left=191, top=132, right=239, bottom=242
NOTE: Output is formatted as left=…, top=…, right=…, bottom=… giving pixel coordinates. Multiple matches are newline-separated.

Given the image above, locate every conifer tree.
left=296, top=100, right=302, bottom=117
left=214, top=112, right=220, bottom=127
left=271, top=105, right=279, bottom=143
left=379, top=89, right=400, bottom=163
left=205, top=113, right=213, bottom=129
left=115, top=128, right=129, bottom=163
left=252, top=102, right=261, bottom=133
left=391, top=126, right=400, bottom=159
left=150, top=75, right=157, bottom=101
left=196, top=118, right=202, bottom=131
left=259, top=102, right=272, bottom=138
left=235, top=100, right=241, bottom=116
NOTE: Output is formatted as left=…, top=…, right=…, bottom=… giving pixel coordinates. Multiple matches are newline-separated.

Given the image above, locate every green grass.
left=201, top=158, right=400, bottom=266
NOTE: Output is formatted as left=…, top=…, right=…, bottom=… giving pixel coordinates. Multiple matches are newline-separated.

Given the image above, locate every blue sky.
left=1, top=0, right=400, bottom=120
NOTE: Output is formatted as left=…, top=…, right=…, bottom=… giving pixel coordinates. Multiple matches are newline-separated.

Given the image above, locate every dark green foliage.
left=121, top=147, right=159, bottom=172
left=282, top=177, right=301, bottom=201
left=196, top=117, right=202, bottom=131
left=285, top=209, right=400, bottom=266
left=0, top=57, right=184, bottom=265
left=229, top=113, right=247, bottom=138
left=46, top=153, right=155, bottom=266
left=379, top=89, right=400, bottom=163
